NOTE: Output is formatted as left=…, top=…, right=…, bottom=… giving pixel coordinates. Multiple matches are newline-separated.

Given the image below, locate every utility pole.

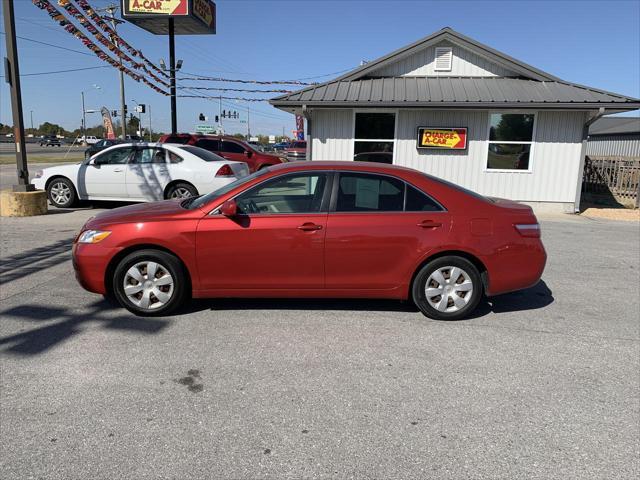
left=247, top=106, right=250, bottom=139
left=148, top=104, right=152, bottom=141
left=3, top=0, right=32, bottom=191
left=102, top=4, right=126, bottom=139
left=168, top=18, right=177, bottom=134
left=30, top=110, right=34, bottom=131
left=218, top=95, right=223, bottom=132
left=81, top=91, right=86, bottom=141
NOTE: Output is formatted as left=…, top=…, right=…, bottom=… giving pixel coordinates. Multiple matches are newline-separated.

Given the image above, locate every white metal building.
left=271, top=28, right=640, bottom=213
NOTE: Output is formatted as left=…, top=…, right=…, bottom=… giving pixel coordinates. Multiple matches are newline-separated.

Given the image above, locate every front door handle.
left=417, top=220, right=442, bottom=229
left=297, top=222, right=323, bottom=231
left=114, top=168, right=124, bottom=172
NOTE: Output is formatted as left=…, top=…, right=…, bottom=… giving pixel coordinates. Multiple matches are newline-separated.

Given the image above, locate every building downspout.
left=574, top=107, right=606, bottom=213
left=302, top=104, right=312, bottom=161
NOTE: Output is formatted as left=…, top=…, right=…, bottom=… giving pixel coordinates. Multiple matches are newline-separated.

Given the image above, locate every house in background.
left=587, top=117, right=640, bottom=158
left=271, top=28, right=640, bottom=213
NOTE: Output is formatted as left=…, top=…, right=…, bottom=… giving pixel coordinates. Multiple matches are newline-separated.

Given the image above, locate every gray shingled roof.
left=588, top=117, right=640, bottom=135
left=270, top=77, right=640, bottom=109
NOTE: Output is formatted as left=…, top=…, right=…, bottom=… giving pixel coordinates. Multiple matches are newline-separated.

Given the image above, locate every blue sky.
left=1, top=0, right=639, bottom=136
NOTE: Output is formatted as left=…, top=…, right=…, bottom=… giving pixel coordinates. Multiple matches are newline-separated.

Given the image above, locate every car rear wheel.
left=47, top=177, right=77, bottom=208
left=166, top=182, right=198, bottom=199
left=112, top=249, right=188, bottom=316
left=412, top=256, right=482, bottom=320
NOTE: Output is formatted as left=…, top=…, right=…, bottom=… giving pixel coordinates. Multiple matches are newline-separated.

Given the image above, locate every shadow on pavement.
left=0, top=299, right=171, bottom=356
left=0, top=237, right=75, bottom=284
left=183, top=280, right=554, bottom=320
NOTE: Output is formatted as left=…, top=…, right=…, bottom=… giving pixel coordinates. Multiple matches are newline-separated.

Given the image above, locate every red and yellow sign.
left=417, top=127, right=467, bottom=150
left=193, top=0, right=215, bottom=27
left=127, top=0, right=188, bottom=15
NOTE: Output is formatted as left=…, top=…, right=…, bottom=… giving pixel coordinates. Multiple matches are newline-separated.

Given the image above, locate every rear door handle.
left=417, top=220, right=442, bottom=229
left=297, top=223, right=323, bottom=231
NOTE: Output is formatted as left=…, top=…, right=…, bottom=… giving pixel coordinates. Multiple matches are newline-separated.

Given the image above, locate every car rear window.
left=178, top=146, right=225, bottom=162
left=163, top=135, right=191, bottom=145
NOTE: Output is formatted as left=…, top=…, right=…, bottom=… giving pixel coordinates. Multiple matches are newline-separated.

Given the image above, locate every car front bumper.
left=72, top=242, right=120, bottom=295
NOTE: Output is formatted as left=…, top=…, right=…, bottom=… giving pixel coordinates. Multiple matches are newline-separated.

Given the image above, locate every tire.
left=412, top=256, right=483, bottom=320
left=112, top=249, right=189, bottom=316
left=165, top=182, right=198, bottom=200
left=46, top=177, right=77, bottom=208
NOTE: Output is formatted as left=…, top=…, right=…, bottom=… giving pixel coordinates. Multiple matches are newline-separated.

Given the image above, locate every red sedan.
left=72, top=162, right=546, bottom=320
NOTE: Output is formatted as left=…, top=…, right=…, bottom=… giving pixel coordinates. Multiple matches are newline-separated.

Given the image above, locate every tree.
left=127, top=116, right=140, bottom=132
left=231, top=133, right=246, bottom=140
left=39, top=122, right=68, bottom=136
left=0, top=123, right=13, bottom=135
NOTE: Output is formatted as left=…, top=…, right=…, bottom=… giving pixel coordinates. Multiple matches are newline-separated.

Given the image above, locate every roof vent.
left=434, top=47, right=453, bottom=71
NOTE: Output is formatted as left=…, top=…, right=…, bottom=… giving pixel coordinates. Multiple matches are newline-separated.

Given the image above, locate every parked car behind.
left=158, top=134, right=287, bottom=172
left=32, top=143, right=249, bottom=208
left=85, top=139, right=123, bottom=159
left=272, top=141, right=290, bottom=151
left=284, top=140, right=307, bottom=161
left=70, top=161, right=546, bottom=319
left=39, top=135, right=61, bottom=147
left=81, top=135, right=100, bottom=145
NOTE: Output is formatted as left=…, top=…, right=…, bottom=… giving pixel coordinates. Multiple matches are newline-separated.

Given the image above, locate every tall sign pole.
left=168, top=18, right=177, bottom=134
left=3, top=0, right=33, bottom=191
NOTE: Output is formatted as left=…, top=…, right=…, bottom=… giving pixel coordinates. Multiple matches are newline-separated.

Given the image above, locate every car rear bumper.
left=72, top=243, right=119, bottom=295
left=483, top=239, right=547, bottom=296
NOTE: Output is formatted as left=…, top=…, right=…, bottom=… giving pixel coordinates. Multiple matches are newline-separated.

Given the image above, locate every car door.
left=218, top=139, right=255, bottom=170
left=195, top=172, right=330, bottom=291
left=81, top=146, right=134, bottom=198
left=324, top=172, right=451, bottom=290
left=125, top=146, right=171, bottom=201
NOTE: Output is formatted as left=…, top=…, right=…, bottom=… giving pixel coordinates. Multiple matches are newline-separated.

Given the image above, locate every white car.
left=32, top=143, right=250, bottom=208
left=81, top=135, right=100, bottom=145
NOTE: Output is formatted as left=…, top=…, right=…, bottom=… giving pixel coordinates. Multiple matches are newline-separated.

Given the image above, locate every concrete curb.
left=0, top=189, right=48, bottom=217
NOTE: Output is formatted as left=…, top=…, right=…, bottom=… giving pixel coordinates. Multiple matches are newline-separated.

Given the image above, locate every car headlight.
left=34, top=170, right=43, bottom=179
left=77, top=230, right=111, bottom=244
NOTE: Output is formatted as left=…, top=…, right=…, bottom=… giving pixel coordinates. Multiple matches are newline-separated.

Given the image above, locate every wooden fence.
left=582, top=156, right=640, bottom=208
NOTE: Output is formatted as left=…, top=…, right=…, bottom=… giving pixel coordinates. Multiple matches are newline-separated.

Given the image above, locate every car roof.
left=270, top=161, right=423, bottom=177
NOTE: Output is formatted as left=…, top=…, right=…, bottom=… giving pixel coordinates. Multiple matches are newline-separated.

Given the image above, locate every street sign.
left=195, top=124, right=216, bottom=133
left=268, top=135, right=276, bottom=144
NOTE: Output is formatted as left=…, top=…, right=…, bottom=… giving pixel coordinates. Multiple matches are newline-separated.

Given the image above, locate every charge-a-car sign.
left=417, top=127, right=467, bottom=150
left=127, top=0, right=188, bottom=15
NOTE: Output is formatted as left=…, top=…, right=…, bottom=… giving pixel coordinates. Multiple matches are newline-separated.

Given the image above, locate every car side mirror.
left=93, top=157, right=105, bottom=165
left=220, top=199, right=238, bottom=216
left=244, top=150, right=253, bottom=158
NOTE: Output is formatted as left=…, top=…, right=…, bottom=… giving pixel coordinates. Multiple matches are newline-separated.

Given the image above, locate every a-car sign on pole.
left=122, top=0, right=216, bottom=133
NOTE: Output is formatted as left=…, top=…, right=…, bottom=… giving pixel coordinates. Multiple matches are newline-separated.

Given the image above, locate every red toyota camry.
left=72, top=162, right=546, bottom=320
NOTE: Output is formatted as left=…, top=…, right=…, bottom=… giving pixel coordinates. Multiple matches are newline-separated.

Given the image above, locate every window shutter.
left=434, top=47, right=453, bottom=71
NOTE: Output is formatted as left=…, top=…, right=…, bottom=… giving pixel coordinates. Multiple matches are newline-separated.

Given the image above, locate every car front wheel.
left=112, top=249, right=188, bottom=316
left=412, top=256, right=482, bottom=320
left=46, top=177, right=77, bottom=208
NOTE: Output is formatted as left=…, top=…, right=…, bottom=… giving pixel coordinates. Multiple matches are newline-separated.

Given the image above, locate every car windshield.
left=177, top=145, right=226, bottom=162
left=184, top=168, right=271, bottom=210
left=163, top=135, right=191, bottom=144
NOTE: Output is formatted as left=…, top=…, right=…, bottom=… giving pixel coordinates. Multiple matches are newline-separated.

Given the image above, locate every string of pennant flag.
left=30, top=0, right=317, bottom=100
left=74, top=0, right=171, bottom=81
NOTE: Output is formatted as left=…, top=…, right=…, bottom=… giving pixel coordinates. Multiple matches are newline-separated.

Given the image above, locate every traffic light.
left=215, top=115, right=219, bottom=123
left=198, top=113, right=206, bottom=121
left=123, top=104, right=128, bottom=115
left=111, top=110, right=118, bottom=117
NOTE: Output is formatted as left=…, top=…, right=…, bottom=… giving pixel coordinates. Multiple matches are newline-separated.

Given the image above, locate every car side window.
left=195, top=139, right=220, bottom=151
left=405, top=185, right=443, bottom=211
left=336, top=173, right=404, bottom=212
left=235, top=173, right=327, bottom=214
left=168, top=151, right=183, bottom=163
left=131, top=148, right=166, bottom=164
left=220, top=141, right=245, bottom=154
left=95, top=147, right=134, bottom=164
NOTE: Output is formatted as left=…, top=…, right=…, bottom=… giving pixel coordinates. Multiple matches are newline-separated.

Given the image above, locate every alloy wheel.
left=425, top=266, right=474, bottom=313
left=123, top=261, right=174, bottom=310
left=169, top=187, right=192, bottom=199
left=50, top=181, right=71, bottom=206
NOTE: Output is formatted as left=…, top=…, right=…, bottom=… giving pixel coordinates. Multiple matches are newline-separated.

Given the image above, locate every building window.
left=487, top=113, right=535, bottom=171
left=353, top=112, right=395, bottom=163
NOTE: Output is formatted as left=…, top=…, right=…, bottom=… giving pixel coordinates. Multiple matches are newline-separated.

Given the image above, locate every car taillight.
left=215, top=164, right=234, bottom=177
left=514, top=223, right=541, bottom=238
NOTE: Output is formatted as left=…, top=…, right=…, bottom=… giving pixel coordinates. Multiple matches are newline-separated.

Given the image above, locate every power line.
left=0, top=65, right=109, bottom=78
left=0, top=31, right=96, bottom=57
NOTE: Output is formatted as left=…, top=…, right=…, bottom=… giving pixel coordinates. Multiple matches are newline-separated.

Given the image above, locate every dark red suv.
left=159, top=134, right=287, bottom=172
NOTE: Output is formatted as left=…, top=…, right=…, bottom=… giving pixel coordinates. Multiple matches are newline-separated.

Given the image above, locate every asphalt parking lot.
left=0, top=207, right=638, bottom=479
